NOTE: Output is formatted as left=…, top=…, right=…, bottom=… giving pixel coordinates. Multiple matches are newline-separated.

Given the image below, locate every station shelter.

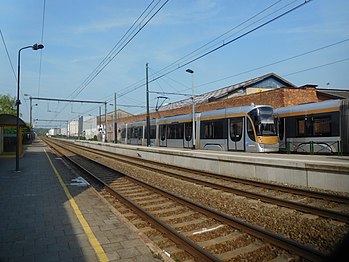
left=0, top=114, right=27, bottom=156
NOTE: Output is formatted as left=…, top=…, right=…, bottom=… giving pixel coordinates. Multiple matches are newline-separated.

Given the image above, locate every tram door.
left=228, top=117, right=245, bottom=151
left=184, top=122, right=193, bottom=148
left=159, top=125, right=167, bottom=147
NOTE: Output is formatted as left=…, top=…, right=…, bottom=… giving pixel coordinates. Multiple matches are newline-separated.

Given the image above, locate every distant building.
left=82, top=116, right=98, bottom=140
left=48, top=128, right=60, bottom=136
left=60, top=127, right=68, bottom=136
left=98, top=109, right=133, bottom=142
left=68, top=120, right=79, bottom=137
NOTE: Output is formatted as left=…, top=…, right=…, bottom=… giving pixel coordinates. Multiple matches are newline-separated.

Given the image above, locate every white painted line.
left=192, top=225, right=224, bottom=235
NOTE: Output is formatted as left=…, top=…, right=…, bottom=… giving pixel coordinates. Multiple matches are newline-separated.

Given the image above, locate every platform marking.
left=70, top=177, right=90, bottom=186
left=44, top=150, right=109, bottom=262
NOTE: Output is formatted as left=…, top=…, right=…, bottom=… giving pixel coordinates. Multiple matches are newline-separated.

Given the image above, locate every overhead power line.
left=194, top=38, right=349, bottom=90
left=0, top=29, right=17, bottom=83
left=150, top=0, right=312, bottom=84
left=151, top=0, right=285, bottom=80
left=37, top=0, right=46, bottom=97
left=116, top=0, right=312, bottom=99
left=70, top=0, right=170, bottom=99
left=52, top=0, right=170, bottom=121
left=283, top=57, right=349, bottom=77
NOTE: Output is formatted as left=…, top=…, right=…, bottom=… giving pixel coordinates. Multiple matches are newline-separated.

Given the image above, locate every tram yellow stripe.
left=275, top=106, right=339, bottom=118
left=44, top=150, right=109, bottom=262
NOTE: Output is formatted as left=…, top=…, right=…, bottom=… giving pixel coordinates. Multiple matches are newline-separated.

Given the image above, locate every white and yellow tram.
left=120, top=104, right=279, bottom=153
left=274, top=99, right=349, bottom=154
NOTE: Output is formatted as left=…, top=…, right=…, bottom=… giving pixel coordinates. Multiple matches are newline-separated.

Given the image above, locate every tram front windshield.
left=248, top=107, right=277, bottom=136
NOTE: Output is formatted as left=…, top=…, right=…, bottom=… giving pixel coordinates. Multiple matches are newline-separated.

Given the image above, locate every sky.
left=1, top=0, right=348, bottom=128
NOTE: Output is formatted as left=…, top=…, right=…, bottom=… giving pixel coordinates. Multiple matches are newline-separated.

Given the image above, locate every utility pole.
left=104, top=102, right=107, bottom=142
left=146, top=63, right=150, bottom=147
left=98, top=106, right=101, bottom=127
left=114, top=92, right=117, bottom=143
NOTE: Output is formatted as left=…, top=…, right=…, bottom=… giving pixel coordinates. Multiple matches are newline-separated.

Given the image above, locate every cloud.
left=72, top=16, right=136, bottom=34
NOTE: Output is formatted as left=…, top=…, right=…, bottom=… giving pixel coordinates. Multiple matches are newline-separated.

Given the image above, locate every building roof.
left=317, top=89, right=349, bottom=99
left=159, top=72, right=297, bottom=111
left=0, top=114, right=27, bottom=127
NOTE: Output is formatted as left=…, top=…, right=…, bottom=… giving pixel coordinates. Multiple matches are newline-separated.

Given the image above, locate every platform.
left=74, top=139, right=349, bottom=194
left=0, top=140, right=161, bottom=261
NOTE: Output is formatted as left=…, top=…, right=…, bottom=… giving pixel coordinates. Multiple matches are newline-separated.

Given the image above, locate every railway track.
left=50, top=139, right=349, bottom=223
left=43, top=138, right=330, bottom=261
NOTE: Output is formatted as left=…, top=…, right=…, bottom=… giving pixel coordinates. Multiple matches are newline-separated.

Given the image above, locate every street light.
left=16, top=43, right=44, bottom=171
left=186, top=69, right=195, bottom=149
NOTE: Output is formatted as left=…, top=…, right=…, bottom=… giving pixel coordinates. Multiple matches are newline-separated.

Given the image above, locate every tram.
left=119, top=104, right=279, bottom=153
left=274, top=99, right=349, bottom=154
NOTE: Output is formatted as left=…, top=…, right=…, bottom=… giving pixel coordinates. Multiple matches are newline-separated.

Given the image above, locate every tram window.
left=167, top=123, right=184, bottom=139
left=314, top=117, right=331, bottom=136
left=278, top=118, right=284, bottom=140
left=297, top=117, right=313, bottom=137
left=131, top=127, right=136, bottom=138
left=177, top=123, right=184, bottom=139
left=130, top=127, right=142, bottom=139
left=247, top=118, right=256, bottom=141
left=144, top=125, right=156, bottom=139
left=138, top=127, right=143, bottom=138
left=185, top=122, right=192, bottom=141
left=230, top=117, right=243, bottom=142
left=121, top=128, right=126, bottom=139
left=159, top=125, right=166, bottom=141
left=150, top=125, right=156, bottom=139
left=297, top=120, right=305, bottom=136
left=201, top=119, right=226, bottom=139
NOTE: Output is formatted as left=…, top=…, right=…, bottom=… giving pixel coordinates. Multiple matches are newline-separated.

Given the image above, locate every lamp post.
left=186, top=69, right=195, bottom=149
left=16, top=43, right=44, bottom=172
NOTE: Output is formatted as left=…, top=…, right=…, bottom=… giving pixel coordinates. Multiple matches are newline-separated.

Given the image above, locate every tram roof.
left=201, top=104, right=272, bottom=118
left=274, top=99, right=342, bottom=116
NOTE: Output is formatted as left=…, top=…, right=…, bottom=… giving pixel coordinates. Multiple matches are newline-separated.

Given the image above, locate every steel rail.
left=45, top=138, right=326, bottom=261
left=44, top=139, right=220, bottom=261
left=61, top=140, right=349, bottom=223
left=69, top=140, right=349, bottom=204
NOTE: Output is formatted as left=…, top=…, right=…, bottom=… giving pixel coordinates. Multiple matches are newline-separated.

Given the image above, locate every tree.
left=0, top=94, right=16, bottom=115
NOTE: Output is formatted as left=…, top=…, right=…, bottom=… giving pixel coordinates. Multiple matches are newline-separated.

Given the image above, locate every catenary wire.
left=151, top=0, right=285, bottom=79
left=70, top=0, right=170, bottom=99
left=37, top=0, right=46, bottom=97
left=52, top=1, right=170, bottom=122
left=115, top=0, right=312, bottom=100
left=68, top=0, right=157, bottom=99
left=283, top=57, right=349, bottom=77
left=115, top=0, right=288, bottom=97
left=192, top=38, right=349, bottom=90
left=116, top=37, right=349, bottom=112
left=0, top=29, right=17, bottom=84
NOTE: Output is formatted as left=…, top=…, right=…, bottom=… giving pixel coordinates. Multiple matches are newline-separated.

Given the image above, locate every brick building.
left=106, top=72, right=348, bottom=138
